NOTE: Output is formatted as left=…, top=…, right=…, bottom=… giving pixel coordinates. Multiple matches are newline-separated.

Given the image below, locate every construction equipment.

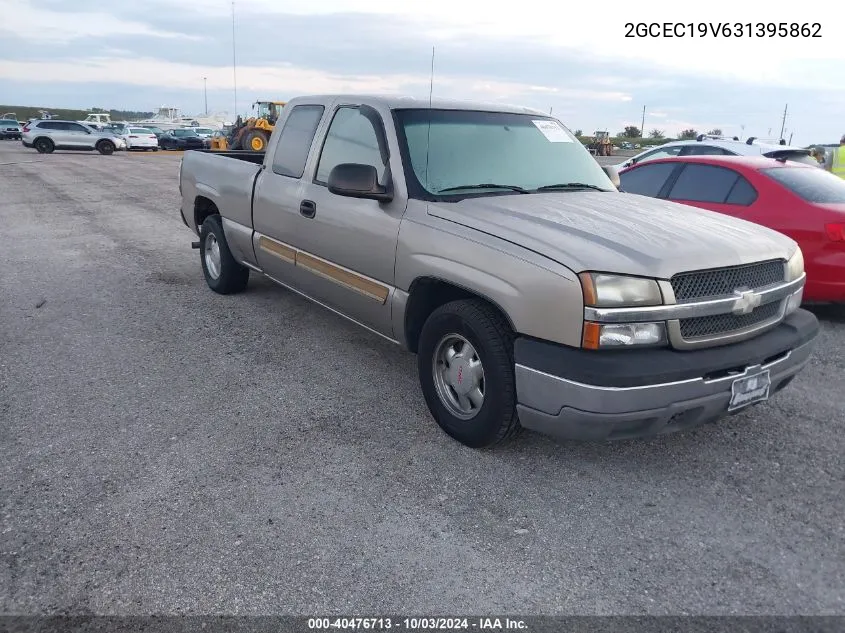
left=589, top=130, right=613, bottom=157
left=209, top=126, right=234, bottom=150
left=226, top=100, right=286, bottom=152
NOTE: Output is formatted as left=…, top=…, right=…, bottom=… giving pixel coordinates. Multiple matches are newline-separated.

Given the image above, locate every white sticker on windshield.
left=532, top=119, right=573, bottom=142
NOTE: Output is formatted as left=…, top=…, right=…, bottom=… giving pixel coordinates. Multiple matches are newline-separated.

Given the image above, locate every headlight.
left=579, top=272, right=663, bottom=307
left=786, top=246, right=804, bottom=282
left=582, top=321, right=667, bottom=349
left=783, top=247, right=805, bottom=315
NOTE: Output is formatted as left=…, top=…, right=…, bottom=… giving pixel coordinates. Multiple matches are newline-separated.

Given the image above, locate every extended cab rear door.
left=252, top=100, right=330, bottom=286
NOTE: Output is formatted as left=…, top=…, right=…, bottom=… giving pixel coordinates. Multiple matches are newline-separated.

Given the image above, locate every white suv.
left=21, top=119, right=127, bottom=155
left=614, top=135, right=817, bottom=169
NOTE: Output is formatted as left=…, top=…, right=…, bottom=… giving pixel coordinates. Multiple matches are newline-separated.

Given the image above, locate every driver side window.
left=315, top=107, right=386, bottom=185
left=634, top=145, right=683, bottom=165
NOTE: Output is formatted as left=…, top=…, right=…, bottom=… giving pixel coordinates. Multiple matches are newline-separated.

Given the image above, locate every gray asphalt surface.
left=1, top=142, right=843, bottom=616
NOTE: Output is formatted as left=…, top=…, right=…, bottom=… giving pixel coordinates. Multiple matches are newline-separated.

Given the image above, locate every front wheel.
left=199, top=215, right=250, bottom=294
left=417, top=299, right=521, bottom=448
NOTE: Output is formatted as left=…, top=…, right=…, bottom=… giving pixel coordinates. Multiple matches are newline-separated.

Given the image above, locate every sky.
left=1, top=0, right=842, bottom=145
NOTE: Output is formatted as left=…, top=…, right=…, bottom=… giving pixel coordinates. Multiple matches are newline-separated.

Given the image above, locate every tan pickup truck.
left=178, top=95, right=819, bottom=448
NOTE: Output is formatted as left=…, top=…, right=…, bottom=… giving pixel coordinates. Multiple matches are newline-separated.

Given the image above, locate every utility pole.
left=203, top=77, right=208, bottom=115
left=779, top=104, right=788, bottom=141
left=231, top=1, right=238, bottom=118
left=640, top=105, right=646, bottom=139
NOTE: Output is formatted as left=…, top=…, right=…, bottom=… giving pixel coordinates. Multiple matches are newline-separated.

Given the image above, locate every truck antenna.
left=424, top=46, right=435, bottom=189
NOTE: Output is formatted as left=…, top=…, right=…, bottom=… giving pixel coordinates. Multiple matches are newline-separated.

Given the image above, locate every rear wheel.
left=199, top=215, right=250, bottom=294
left=417, top=299, right=521, bottom=448
left=97, top=140, right=115, bottom=155
left=34, top=138, right=54, bottom=154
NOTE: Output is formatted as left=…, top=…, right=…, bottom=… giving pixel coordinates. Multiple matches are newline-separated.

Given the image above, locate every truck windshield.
left=394, top=109, right=614, bottom=199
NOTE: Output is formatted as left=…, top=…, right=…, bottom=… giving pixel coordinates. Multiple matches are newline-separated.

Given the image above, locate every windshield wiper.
left=534, top=182, right=611, bottom=192
left=437, top=183, right=531, bottom=194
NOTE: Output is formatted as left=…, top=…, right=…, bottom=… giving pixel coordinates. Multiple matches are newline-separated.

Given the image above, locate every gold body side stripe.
left=257, top=235, right=389, bottom=304
left=258, top=236, right=296, bottom=264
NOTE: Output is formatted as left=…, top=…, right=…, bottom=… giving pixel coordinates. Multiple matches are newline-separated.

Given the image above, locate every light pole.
left=640, top=105, right=645, bottom=140
left=203, top=77, right=208, bottom=115
left=232, top=1, right=238, bottom=118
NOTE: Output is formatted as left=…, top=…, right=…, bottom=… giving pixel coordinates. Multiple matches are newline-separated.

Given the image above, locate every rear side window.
left=761, top=166, right=845, bottom=203
left=667, top=164, right=742, bottom=203
left=36, top=121, right=61, bottom=130
left=725, top=177, right=758, bottom=205
left=271, top=104, right=325, bottom=178
left=619, top=163, right=677, bottom=197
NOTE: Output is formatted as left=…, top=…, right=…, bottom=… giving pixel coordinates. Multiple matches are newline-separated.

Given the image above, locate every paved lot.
left=1, top=142, right=843, bottom=616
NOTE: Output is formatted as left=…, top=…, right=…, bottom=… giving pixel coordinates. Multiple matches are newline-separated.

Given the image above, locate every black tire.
left=417, top=299, right=521, bottom=448
left=96, top=140, right=115, bottom=155
left=199, top=214, right=249, bottom=294
left=244, top=129, right=268, bottom=152
left=34, top=138, right=54, bottom=154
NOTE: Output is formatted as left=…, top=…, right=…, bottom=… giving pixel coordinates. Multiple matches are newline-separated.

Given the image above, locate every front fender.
left=395, top=220, right=585, bottom=347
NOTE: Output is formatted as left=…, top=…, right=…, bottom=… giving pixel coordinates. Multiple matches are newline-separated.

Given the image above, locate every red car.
left=618, top=155, right=845, bottom=303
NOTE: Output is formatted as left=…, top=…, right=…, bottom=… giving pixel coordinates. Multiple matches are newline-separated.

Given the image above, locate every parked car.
left=614, top=135, right=817, bottom=170
left=21, top=120, right=127, bottom=154
left=618, top=155, right=845, bottom=303
left=177, top=94, right=818, bottom=448
left=159, top=128, right=206, bottom=150
left=0, top=119, right=22, bottom=140
left=121, top=127, right=160, bottom=151
left=190, top=127, right=216, bottom=140
left=138, top=125, right=165, bottom=140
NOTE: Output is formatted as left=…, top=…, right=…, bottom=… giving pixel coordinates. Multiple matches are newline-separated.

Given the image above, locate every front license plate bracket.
left=728, top=369, right=771, bottom=412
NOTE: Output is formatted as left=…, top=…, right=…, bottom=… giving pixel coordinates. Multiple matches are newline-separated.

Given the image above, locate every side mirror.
left=602, top=164, right=621, bottom=189
left=327, top=163, right=392, bottom=202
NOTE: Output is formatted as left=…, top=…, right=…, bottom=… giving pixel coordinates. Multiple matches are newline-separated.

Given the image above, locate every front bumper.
left=514, top=309, right=820, bottom=441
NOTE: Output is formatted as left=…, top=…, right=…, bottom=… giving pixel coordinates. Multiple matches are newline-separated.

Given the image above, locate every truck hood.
left=427, top=192, right=797, bottom=279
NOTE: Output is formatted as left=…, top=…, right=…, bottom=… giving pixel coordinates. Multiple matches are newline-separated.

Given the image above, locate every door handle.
left=300, top=200, right=316, bottom=218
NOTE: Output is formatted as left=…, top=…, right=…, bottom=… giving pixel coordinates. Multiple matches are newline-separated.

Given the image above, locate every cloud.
left=0, top=56, right=632, bottom=108
left=0, top=0, right=200, bottom=43
left=2, top=0, right=843, bottom=145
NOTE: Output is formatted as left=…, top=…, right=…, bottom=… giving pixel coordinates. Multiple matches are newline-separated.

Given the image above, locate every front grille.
left=670, top=260, right=785, bottom=302
left=670, top=260, right=787, bottom=343
left=679, top=301, right=781, bottom=339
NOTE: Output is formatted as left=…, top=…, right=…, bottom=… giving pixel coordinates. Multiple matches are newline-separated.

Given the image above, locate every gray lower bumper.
left=515, top=339, right=815, bottom=441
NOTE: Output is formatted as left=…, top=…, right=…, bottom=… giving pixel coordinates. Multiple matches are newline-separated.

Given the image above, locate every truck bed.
left=180, top=148, right=263, bottom=232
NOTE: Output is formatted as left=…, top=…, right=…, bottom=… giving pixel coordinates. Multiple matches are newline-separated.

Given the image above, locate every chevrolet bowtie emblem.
left=731, top=288, right=762, bottom=315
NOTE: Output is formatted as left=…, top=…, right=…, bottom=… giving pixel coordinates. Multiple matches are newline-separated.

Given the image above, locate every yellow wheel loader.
left=227, top=101, right=286, bottom=152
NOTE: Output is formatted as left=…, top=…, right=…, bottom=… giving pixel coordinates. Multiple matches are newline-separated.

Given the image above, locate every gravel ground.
left=1, top=142, right=843, bottom=616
